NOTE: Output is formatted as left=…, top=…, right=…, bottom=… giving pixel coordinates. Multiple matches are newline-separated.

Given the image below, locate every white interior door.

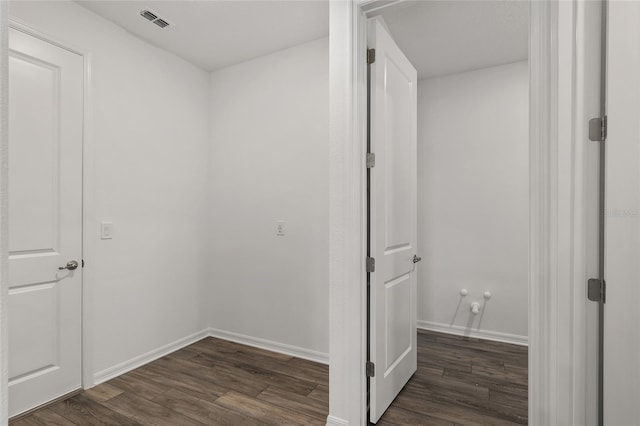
left=368, top=18, right=418, bottom=424
left=604, top=2, right=640, bottom=424
left=8, top=27, right=83, bottom=417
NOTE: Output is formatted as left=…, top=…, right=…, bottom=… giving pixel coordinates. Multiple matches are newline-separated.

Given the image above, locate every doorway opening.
left=365, top=1, right=529, bottom=423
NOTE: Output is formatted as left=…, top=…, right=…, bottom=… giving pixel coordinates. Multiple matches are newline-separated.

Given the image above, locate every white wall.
left=9, top=0, right=330, bottom=383
left=417, top=61, right=529, bottom=343
left=208, top=37, right=329, bottom=359
left=9, top=1, right=211, bottom=380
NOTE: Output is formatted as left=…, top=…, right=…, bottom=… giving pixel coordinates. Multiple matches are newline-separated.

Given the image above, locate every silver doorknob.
left=58, top=260, right=79, bottom=271
left=413, top=255, right=422, bottom=264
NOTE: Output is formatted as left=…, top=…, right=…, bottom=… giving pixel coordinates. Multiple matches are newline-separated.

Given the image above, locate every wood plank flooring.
left=377, top=330, right=528, bottom=425
left=11, top=330, right=527, bottom=425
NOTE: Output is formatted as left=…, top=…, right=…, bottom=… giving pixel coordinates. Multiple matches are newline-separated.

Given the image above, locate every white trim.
left=207, top=328, right=329, bottom=365
left=325, top=415, right=350, bottom=426
left=81, top=50, right=95, bottom=389
left=528, top=2, right=559, bottom=423
left=0, top=2, right=8, bottom=424
left=417, top=321, right=528, bottom=347
left=92, top=329, right=209, bottom=385
left=8, top=18, right=85, bottom=56
left=328, top=1, right=368, bottom=425
left=89, top=327, right=329, bottom=389
left=529, top=1, right=590, bottom=425
left=571, top=1, right=604, bottom=424
left=360, top=0, right=406, bottom=16
left=329, top=1, right=588, bottom=425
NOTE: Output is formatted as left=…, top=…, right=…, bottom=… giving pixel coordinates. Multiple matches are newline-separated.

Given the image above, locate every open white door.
left=8, top=28, right=83, bottom=417
left=368, top=18, right=418, bottom=423
left=604, top=2, right=640, bottom=424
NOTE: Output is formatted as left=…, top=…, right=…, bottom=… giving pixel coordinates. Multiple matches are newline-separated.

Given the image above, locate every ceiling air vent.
left=139, top=9, right=172, bottom=29
left=153, top=19, right=170, bottom=28
left=140, top=10, right=157, bottom=21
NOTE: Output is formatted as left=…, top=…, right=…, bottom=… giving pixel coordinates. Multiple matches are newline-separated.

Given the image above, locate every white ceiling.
left=75, top=0, right=524, bottom=78
left=377, top=0, right=528, bottom=80
left=77, top=0, right=329, bottom=72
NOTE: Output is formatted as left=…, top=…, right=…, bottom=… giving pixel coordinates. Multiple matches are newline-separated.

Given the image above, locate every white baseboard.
left=417, top=320, right=528, bottom=346
left=207, top=327, right=329, bottom=365
left=91, top=327, right=328, bottom=388
left=92, top=329, right=209, bottom=385
left=326, top=415, right=349, bottom=426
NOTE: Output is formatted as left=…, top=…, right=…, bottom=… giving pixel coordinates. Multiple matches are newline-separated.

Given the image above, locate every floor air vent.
left=139, top=9, right=171, bottom=29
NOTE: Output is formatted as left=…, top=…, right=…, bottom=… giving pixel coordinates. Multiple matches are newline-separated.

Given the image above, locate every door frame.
left=0, top=15, right=96, bottom=418
left=1, top=3, right=8, bottom=423
left=328, top=0, right=598, bottom=425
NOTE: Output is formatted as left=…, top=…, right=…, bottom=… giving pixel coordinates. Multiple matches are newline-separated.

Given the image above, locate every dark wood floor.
left=377, top=330, right=528, bottom=425
left=11, top=330, right=527, bottom=425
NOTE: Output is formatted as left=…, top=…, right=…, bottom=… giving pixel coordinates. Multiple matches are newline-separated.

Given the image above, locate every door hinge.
left=82, top=259, right=85, bottom=268
left=367, top=48, right=376, bottom=65
left=366, top=257, right=375, bottom=273
left=589, top=116, right=607, bottom=142
left=366, top=361, right=375, bottom=377
left=588, top=278, right=606, bottom=303
left=366, top=153, right=376, bottom=168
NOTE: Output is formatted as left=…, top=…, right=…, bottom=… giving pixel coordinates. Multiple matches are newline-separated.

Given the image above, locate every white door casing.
left=368, top=18, right=417, bottom=424
left=8, top=27, right=83, bottom=417
left=327, top=2, right=587, bottom=425
left=603, top=2, right=640, bottom=424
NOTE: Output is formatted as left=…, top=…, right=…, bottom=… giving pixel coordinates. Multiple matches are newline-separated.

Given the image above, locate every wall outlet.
left=101, top=221, right=113, bottom=239
left=276, top=220, right=285, bottom=236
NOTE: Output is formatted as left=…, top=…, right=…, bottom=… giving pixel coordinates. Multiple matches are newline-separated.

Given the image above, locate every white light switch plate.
left=101, top=221, right=113, bottom=239
left=276, top=220, right=285, bottom=236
